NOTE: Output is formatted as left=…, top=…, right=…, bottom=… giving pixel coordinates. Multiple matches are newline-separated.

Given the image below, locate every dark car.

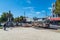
left=5, top=21, right=14, bottom=27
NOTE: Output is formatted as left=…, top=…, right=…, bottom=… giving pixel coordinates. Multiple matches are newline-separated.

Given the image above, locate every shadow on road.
left=32, top=26, right=58, bottom=30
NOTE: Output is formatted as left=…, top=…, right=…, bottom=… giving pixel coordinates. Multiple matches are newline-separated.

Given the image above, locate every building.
left=26, top=18, right=34, bottom=22
left=52, top=3, right=58, bottom=17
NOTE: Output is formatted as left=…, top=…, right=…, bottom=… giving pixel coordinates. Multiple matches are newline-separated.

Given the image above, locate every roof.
left=48, top=17, right=60, bottom=21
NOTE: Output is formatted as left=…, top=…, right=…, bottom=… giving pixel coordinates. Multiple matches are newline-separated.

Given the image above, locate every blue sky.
left=0, top=0, right=56, bottom=18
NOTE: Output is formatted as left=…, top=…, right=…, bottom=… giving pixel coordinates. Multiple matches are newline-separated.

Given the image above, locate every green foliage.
left=14, top=16, right=25, bottom=22
left=14, top=17, right=20, bottom=22
left=0, top=11, right=13, bottom=22
left=0, top=12, right=8, bottom=22
left=55, top=0, right=60, bottom=16
left=0, top=11, right=25, bottom=23
left=0, top=26, right=3, bottom=29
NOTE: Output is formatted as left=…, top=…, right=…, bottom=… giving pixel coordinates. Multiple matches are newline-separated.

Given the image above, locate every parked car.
left=49, top=21, right=59, bottom=29
left=33, top=20, right=50, bottom=28
left=5, top=21, right=14, bottom=27
left=22, top=22, right=32, bottom=27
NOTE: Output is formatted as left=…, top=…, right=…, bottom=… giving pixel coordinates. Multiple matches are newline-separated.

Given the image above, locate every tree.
left=0, top=12, right=8, bottom=22
left=0, top=11, right=13, bottom=22
left=55, top=0, right=60, bottom=16
left=14, top=17, right=20, bottom=22
left=14, top=16, right=25, bottom=22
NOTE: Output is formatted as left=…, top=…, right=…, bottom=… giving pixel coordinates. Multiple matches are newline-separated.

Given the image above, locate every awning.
left=48, top=17, right=60, bottom=21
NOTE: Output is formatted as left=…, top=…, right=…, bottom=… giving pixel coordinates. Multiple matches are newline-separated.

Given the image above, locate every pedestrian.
left=3, top=23, right=7, bottom=31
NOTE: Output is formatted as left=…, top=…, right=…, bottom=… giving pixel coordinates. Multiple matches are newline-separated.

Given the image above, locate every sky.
left=0, top=0, right=56, bottom=18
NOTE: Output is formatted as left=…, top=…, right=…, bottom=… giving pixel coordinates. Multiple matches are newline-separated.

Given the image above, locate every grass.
left=0, top=26, right=3, bottom=29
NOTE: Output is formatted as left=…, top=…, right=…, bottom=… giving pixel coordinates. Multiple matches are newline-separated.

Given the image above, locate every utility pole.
left=45, top=12, right=48, bottom=20
left=24, top=11, right=26, bottom=17
left=23, top=11, right=26, bottom=23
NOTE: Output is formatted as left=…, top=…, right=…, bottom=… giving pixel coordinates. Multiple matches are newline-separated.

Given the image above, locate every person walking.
left=3, top=23, right=7, bottom=31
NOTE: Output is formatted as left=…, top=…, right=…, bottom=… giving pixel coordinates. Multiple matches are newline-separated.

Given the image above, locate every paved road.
left=0, top=27, right=60, bottom=40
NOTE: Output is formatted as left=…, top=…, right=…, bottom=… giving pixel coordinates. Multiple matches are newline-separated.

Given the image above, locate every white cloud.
left=23, top=7, right=33, bottom=9
left=23, top=7, right=35, bottom=13
left=48, top=7, right=52, bottom=12
left=48, top=7, right=52, bottom=10
left=36, top=12, right=41, bottom=15
left=26, top=0, right=31, bottom=4
left=28, top=14, right=32, bottom=16
left=41, top=10, right=46, bottom=13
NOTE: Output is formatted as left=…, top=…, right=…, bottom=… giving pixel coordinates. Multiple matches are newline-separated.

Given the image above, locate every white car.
left=50, top=24, right=58, bottom=29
